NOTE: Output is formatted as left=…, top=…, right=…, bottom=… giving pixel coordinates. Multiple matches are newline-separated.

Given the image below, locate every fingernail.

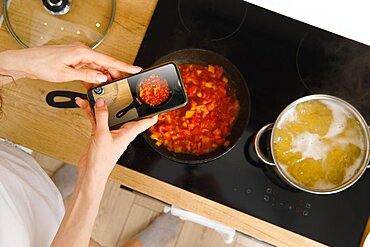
left=75, top=97, right=81, bottom=101
left=96, top=73, right=108, bottom=82
left=96, top=98, right=105, bottom=108
left=133, top=66, right=142, bottom=73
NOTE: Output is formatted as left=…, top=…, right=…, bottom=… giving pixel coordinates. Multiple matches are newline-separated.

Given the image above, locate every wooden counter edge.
left=109, top=164, right=326, bottom=247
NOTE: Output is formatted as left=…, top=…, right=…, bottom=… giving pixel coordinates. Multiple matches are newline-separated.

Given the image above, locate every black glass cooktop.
left=118, top=0, right=370, bottom=246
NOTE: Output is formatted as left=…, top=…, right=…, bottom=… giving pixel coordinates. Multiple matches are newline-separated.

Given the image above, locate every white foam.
left=312, top=180, right=337, bottom=190
left=291, top=131, right=330, bottom=160
left=344, top=155, right=364, bottom=182
left=322, top=100, right=348, bottom=138
left=279, top=107, right=297, bottom=126
left=321, top=99, right=364, bottom=147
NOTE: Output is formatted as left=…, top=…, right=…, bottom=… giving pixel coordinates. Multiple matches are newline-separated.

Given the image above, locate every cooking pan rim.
left=142, top=48, right=251, bottom=164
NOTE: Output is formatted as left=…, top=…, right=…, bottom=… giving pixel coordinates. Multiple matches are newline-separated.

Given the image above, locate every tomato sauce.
left=139, top=74, right=170, bottom=106
left=149, top=64, right=240, bottom=155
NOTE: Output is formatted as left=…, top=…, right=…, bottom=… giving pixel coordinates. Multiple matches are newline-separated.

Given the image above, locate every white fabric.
left=0, top=141, right=65, bottom=247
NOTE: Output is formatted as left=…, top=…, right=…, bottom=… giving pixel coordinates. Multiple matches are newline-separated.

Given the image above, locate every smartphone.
left=87, top=62, right=188, bottom=129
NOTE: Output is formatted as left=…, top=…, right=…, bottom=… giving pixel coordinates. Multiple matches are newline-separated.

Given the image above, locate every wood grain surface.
left=0, top=1, right=325, bottom=246
left=91, top=78, right=139, bottom=126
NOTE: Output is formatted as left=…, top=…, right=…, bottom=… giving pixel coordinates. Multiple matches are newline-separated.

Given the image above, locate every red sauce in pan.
left=139, top=74, right=170, bottom=106
left=149, top=64, right=240, bottom=155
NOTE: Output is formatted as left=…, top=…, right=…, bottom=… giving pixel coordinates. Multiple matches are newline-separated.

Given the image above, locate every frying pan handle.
left=46, top=91, right=87, bottom=108
left=254, top=123, right=276, bottom=166
left=116, top=100, right=138, bottom=118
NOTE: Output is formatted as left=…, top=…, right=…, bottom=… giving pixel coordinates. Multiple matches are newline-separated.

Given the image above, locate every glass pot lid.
left=3, top=0, right=116, bottom=48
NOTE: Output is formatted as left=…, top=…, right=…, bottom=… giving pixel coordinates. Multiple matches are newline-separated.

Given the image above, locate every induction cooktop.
left=117, top=0, right=370, bottom=246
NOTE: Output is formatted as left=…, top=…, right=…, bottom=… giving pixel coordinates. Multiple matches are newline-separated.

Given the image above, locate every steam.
left=297, top=31, right=370, bottom=123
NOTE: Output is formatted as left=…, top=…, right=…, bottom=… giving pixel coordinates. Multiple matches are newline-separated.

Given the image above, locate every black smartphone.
left=87, top=62, right=188, bottom=129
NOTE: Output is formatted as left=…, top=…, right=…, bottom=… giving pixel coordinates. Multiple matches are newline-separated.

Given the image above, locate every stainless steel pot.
left=254, top=94, right=370, bottom=194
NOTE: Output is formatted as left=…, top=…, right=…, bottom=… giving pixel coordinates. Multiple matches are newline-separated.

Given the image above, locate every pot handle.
left=254, top=123, right=276, bottom=166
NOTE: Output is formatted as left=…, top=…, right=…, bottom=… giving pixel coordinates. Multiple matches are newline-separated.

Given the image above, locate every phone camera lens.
left=94, top=87, right=104, bottom=95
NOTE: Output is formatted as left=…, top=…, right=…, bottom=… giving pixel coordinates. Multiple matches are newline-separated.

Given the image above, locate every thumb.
left=65, top=67, right=108, bottom=83
left=94, top=98, right=110, bottom=133
left=117, top=115, right=158, bottom=143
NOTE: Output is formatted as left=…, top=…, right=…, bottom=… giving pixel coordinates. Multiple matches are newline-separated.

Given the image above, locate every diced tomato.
left=149, top=64, right=240, bottom=155
left=139, top=74, right=170, bottom=106
left=214, top=66, right=223, bottom=79
left=158, top=126, right=167, bottom=133
left=187, top=85, right=198, bottom=96
left=213, top=128, right=221, bottom=136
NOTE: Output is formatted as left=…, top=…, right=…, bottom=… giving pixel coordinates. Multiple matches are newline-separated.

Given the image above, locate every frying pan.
left=142, top=48, right=251, bottom=164
left=116, top=73, right=174, bottom=118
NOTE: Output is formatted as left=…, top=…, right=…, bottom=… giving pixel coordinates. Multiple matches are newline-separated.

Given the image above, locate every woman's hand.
left=52, top=99, right=156, bottom=247
left=0, top=43, right=141, bottom=85
left=75, top=97, right=157, bottom=179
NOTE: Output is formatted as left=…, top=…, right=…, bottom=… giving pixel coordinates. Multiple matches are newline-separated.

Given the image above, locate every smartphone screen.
left=87, top=63, right=188, bottom=129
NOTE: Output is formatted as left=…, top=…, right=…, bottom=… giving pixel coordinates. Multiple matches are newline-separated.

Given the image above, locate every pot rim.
left=270, top=94, right=370, bottom=194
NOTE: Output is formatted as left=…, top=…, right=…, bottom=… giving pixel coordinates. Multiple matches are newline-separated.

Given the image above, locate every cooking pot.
left=254, top=94, right=370, bottom=194
left=143, top=48, right=251, bottom=164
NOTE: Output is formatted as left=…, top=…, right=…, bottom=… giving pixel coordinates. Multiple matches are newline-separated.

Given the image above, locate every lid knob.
left=42, top=0, right=71, bottom=15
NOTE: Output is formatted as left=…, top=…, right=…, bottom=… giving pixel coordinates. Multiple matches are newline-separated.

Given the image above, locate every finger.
left=107, top=68, right=122, bottom=79
left=73, top=62, right=104, bottom=71
left=64, top=67, right=108, bottom=83
left=75, top=97, right=96, bottom=130
left=94, top=98, right=110, bottom=133
left=72, top=61, right=87, bottom=70
left=81, top=81, right=94, bottom=89
left=104, top=70, right=113, bottom=82
left=74, top=63, right=110, bottom=86
left=80, top=49, right=142, bottom=74
left=73, top=62, right=121, bottom=81
left=77, top=63, right=113, bottom=82
left=117, top=115, right=158, bottom=142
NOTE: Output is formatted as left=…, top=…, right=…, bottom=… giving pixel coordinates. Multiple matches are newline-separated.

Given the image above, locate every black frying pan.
left=116, top=73, right=174, bottom=118
left=142, top=48, right=251, bottom=164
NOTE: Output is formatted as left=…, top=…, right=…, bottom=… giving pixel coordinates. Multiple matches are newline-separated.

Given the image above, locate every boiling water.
left=274, top=99, right=366, bottom=190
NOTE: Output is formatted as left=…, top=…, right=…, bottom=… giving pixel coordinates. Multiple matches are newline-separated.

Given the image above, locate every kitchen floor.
left=33, top=152, right=270, bottom=247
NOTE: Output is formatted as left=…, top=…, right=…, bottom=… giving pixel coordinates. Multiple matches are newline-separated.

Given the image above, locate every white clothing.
left=0, top=141, right=64, bottom=246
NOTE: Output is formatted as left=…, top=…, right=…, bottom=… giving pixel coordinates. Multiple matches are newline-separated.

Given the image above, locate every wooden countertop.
left=0, top=1, right=325, bottom=246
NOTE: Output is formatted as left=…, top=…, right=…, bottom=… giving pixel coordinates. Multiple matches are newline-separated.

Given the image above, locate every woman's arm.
left=0, top=44, right=152, bottom=246
left=0, top=43, right=141, bottom=85
left=51, top=98, right=157, bottom=246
